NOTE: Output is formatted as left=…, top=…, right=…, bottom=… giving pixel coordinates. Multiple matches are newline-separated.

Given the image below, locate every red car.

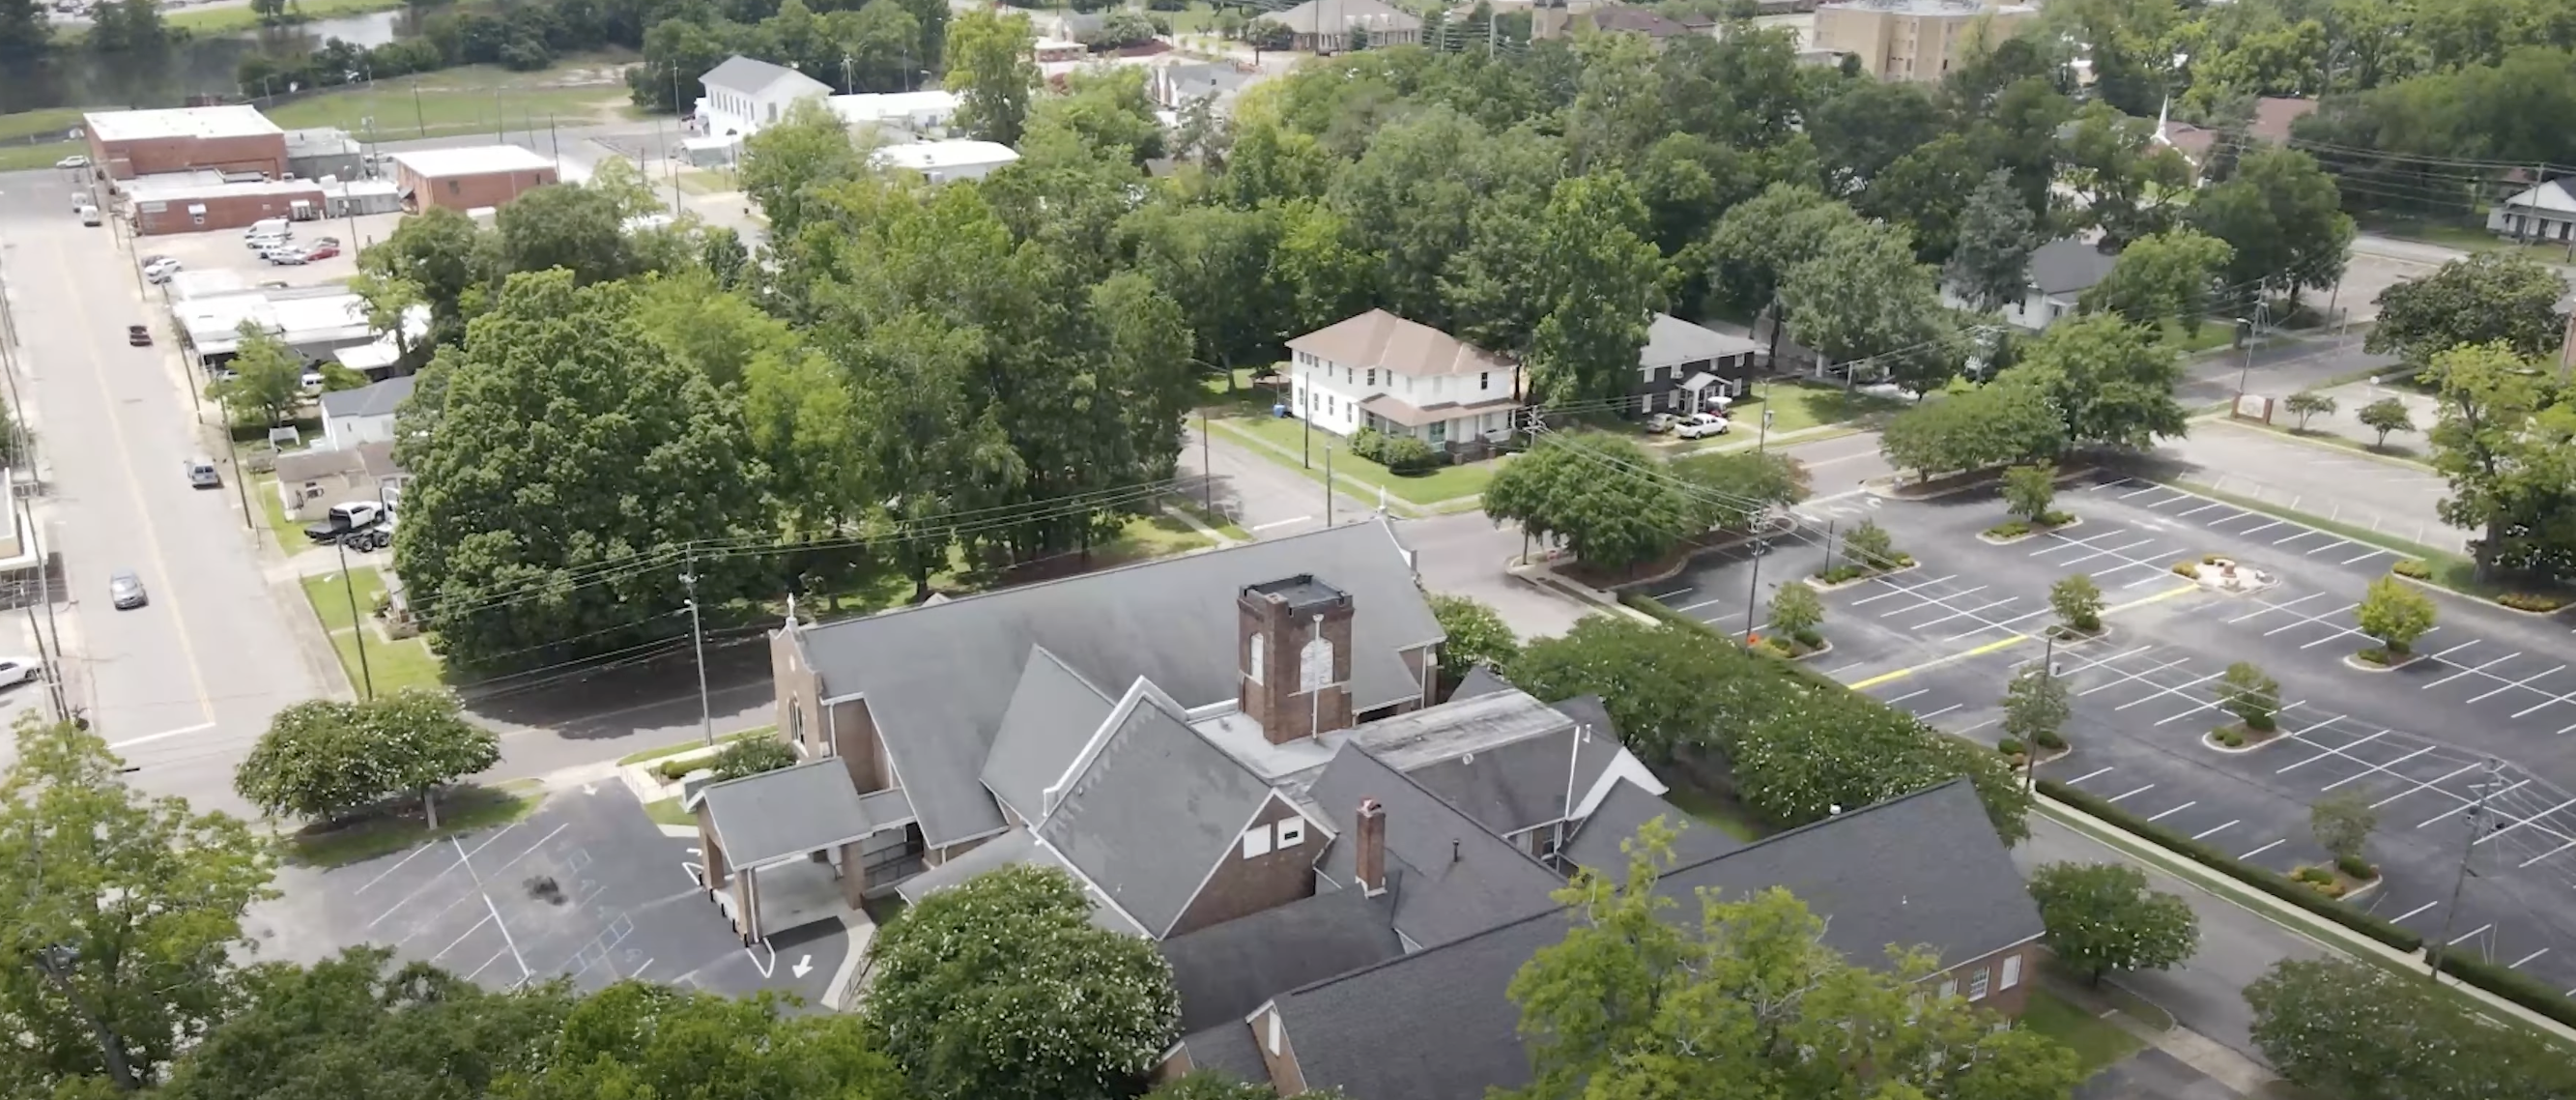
left=301, top=244, right=341, bottom=261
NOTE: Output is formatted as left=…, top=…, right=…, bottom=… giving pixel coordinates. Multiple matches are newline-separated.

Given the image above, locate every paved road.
left=0, top=168, right=329, bottom=814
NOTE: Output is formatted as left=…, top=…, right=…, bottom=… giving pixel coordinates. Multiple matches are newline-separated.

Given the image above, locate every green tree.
left=0, top=717, right=277, bottom=1093
left=711, top=737, right=799, bottom=781
left=0, top=0, right=52, bottom=53
left=2357, top=396, right=2415, bottom=448
left=1945, top=168, right=2040, bottom=311
left=2247, top=958, right=2576, bottom=1100
left=2356, top=574, right=2435, bottom=654
left=1766, top=581, right=1824, bottom=639
left=160, top=947, right=575, bottom=1100
left=1482, top=436, right=1699, bottom=576
left=1703, top=184, right=1863, bottom=362
left=1730, top=686, right=2031, bottom=843
left=863, top=864, right=1177, bottom=1100
left=505, top=980, right=908, bottom=1099
left=2025, top=861, right=2199, bottom=987
left=2282, top=391, right=2336, bottom=430
left=2055, top=101, right=2193, bottom=246
left=1427, top=593, right=1520, bottom=685
left=1505, top=845, right=2080, bottom=1100
left=2309, top=793, right=2375, bottom=866
left=1144, top=1071, right=1281, bottom=1100
left=2419, top=342, right=2576, bottom=579
left=1843, top=518, right=1899, bottom=571
left=1877, top=372, right=2067, bottom=477
left=944, top=8, right=1038, bottom=145
left=1119, top=201, right=1288, bottom=379
left=1523, top=172, right=1664, bottom=408
left=2001, top=463, right=2056, bottom=521
left=2366, top=253, right=2572, bottom=367
left=237, top=691, right=499, bottom=828
left=394, top=271, right=767, bottom=671
left=2079, top=227, right=2234, bottom=336
left=358, top=207, right=488, bottom=345
left=1509, top=616, right=1768, bottom=763
left=2050, top=573, right=2103, bottom=634
left=492, top=182, right=641, bottom=286
left=2001, top=664, right=2070, bottom=752
left=2216, top=661, right=2280, bottom=732
left=740, top=99, right=867, bottom=238
left=2187, top=147, right=2354, bottom=304
left=2013, top=314, right=2189, bottom=449
left=1782, top=219, right=1956, bottom=393
left=207, top=323, right=306, bottom=427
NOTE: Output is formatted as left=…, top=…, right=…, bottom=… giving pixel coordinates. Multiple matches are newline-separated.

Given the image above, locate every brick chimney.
left=1237, top=575, right=1356, bottom=743
left=1355, top=797, right=1387, bottom=896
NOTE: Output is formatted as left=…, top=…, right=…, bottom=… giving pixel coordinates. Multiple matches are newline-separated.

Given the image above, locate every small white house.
left=319, top=374, right=415, bottom=451
left=1940, top=237, right=2119, bottom=332
left=1285, top=309, right=1519, bottom=454
left=828, top=90, right=960, bottom=136
left=696, top=55, right=833, bottom=139
left=2488, top=180, right=2576, bottom=244
left=870, top=140, right=1020, bottom=183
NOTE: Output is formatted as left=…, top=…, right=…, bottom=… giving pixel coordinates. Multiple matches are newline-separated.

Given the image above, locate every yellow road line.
left=50, top=234, right=216, bottom=726
left=1844, top=584, right=2203, bottom=690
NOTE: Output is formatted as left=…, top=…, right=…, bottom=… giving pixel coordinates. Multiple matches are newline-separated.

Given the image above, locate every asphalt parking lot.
left=268, top=785, right=849, bottom=1001
left=1626, top=469, right=2576, bottom=995
left=135, top=212, right=404, bottom=291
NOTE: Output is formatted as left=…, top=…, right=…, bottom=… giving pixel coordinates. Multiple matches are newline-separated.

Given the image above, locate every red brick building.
left=126, top=173, right=325, bottom=236
left=387, top=146, right=558, bottom=213
left=83, top=105, right=287, bottom=181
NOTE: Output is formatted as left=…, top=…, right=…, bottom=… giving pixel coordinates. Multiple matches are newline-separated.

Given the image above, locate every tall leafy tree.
left=2080, top=226, right=2235, bottom=336
left=2011, top=314, right=2188, bottom=449
left=1730, top=684, right=2031, bottom=842
left=943, top=8, right=1037, bottom=146
left=235, top=691, right=501, bottom=828
left=2186, top=147, right=2354, bottom=305
left=1703, top=184, right=1860, bottom=361
left=1120, top=201, right=1289, bottom=379
left=2247, top=958, right=2576, bottom=1100
left=507, top=981, right=908, bottom=1099
left=2365, top=253, right=2572, bottom=367
left=1506, top=843, right=2079, bottom=1100
left=2026, top=862, right=2199, bottom=987
left=1809, top=74, right=1946, bottom=196
left=2001, top=665, right=2070, bottom=750
left=492, top=183, right=642, bottom=286
left=2055, top=101, right=2193, bottom=246
left=1877, top=370, right=2067, bottom=476
left=394, top=270, right=767, bottom=670
left=0, top=718, right=277, bottom=1093
left=1946, top=168, right=2041, bottom=311
left=1524, top=171, right=1664, bottom=407
left=358, top=207, right=488, bottom=346
left=1507, top=616, right=1774, bottom=764
left=208, top=323, right=308, bottom=427
left=739, top=99, right=868, bottom=238
left=1481, top=436, right=1698, bottom=576
left=2420, top=341, right=2576, bottom=580
left=0, top=0, right=50, bottom=53
left=1427, top=593, right=1520, bottom=685
left=1781, top=219, right=1956, bottom=393
left=863, top=865, right=1178, bottom=1100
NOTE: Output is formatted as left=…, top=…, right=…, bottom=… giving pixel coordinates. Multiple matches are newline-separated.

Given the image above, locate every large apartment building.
left=1812, top=0, right=2038, bottom=83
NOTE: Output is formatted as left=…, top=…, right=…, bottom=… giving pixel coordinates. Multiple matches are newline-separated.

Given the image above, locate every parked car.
left=0, top=656, right=40, bottom=689
left=300, top=369, right=325, bottom=390
left=126, top=324, right=151, bottom=346
left=109, top=570, right=147, bottom=610
left=142, top=257, right=183, bottom=283
left=265, top=249, right=309, bottom=266
left=184, top=456, right=219, bottom=489
left=246, top=233, right=293, bottom=253
left=1643, top=413, right=1677, bottom=435
left=301, top=244, right=341, bottom=261
left=304, top=501, right=386, bottom=546
left=1674, top=412, right=1732, bottom=440
left=54, top=155, right=89, bottom=169
left=77, top=205, right=100, bottom=227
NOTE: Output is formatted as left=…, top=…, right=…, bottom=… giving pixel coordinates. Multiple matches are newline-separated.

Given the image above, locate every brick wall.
left=400, top=165, right=558, bottom=211
left=131, top=186, right=324, bottom=235
left=1165, top=796, right=1318, bottom=938
left=94, top=133, right=288, bottom=180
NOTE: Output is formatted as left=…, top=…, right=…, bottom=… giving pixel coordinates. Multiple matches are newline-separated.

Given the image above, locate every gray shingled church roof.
left=1307, top=745, right=1566, bottom=948
left=1560, top=778, right=1741, bottom=874
left=1158, top=887, right=1401, bottom=1032
left=790, top=519, right=1440, bottom=848
left=979, top=645, right=1114, bottom=823
left=1350, top=688, right=1626, bottom=838
left=688, top=759, right=878, bottom=871
left=1038, top=690, right=1284, bottom=937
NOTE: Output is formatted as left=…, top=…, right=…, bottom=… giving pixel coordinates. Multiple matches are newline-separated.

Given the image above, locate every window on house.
left=1967, top=969, right=1990, bottom=1000
left=1247, top=635, right=1265, bottom=684
left=1365, top=367, right=1376, bottom=387
left=1428, top=420, right=1447, bottom=445
left=1242, top=825, right=1273, bottom=858
left=1479, top=370, right=1491, bottom=390
left=1265, top=1011, right=1283, bottom=1056
left=788, top=697, right=805, bottom=747
left=1998, top=954, right=2022, bottom=990
left=1276, top=820, right=1305, bottom=848
left=446, top=179, right=461, bottom=195
left=1937, top=978, right=1958, bottom=999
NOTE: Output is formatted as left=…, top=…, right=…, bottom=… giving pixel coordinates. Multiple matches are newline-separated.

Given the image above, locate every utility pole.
left=22, top=502, right=62, bottom=721
left=1200, top=411, right=1213, bottom=514
left=1740, top=530, right=1764, bottom=641
left=1301, top=384, right=1312, bottom=469
left=682, top=553, right=711, bottom=744
left=412, top=78, right=425, bottom=137
left=2429, top=759, right=2504, bottom=978
left=1324, top=448, right=1334, bottom=527
left=336, top=536, right=374, bottom=701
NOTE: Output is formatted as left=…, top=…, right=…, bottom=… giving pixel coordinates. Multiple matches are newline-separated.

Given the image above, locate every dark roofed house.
left=1305, top=745, right=1568, bottom=949
left=687, top=758, right=901, bottom=941
left=1632, top=311, right=1764, bottom=418
left=1200, top=779, right=2044, bottom=1100
left=1940, top=236, right=2119, bottom=332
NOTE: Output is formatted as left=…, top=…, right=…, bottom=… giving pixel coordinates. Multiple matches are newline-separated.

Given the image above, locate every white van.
left=243, top=217, right=290, bottom=243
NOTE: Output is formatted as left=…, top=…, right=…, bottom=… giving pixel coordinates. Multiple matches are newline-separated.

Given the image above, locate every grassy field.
left=673, top=166, right=737, bottom=195
left=2368, top=217, right=2576, bottom=262
left=0, top=139, right=81, bottom=172
left=300, top=565, right=445, bottom=695
left=2158, top=318, right=2241, bottom=354
left=1215, top=413, right=1500, bottom=506
left=164, top=0, right=408, bottom=34
left=284, top=778, right=544, bottom=867
left=1734, top=379, right=1905, bottom=436
left=2020, top=989, right=2144, bottom=1075
left=259, top=53, right=642, bottom=140
left=248, top=473, right=310, bottom=549
left=643, top=796, right=693, bottom=827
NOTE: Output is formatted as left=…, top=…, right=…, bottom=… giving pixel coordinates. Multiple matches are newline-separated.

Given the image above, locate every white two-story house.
left=1285, top=309, right=1521, bottom=456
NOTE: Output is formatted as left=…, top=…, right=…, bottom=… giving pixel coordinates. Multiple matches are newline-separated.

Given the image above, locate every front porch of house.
left=1358, top=395, right=1519, bottom=459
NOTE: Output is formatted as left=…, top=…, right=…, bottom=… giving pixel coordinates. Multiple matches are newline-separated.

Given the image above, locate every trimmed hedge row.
left=2042, top=777, right=2425, bottom=953
left=2437, top=950, right=2576, bottom=1030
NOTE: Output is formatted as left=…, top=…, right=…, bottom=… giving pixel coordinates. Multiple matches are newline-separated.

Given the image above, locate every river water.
left=0, top=9, right=415, bottom=117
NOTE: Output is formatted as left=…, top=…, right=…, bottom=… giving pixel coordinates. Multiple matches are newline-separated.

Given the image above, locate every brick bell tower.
left=1237, top=575, right=1356, bottom=743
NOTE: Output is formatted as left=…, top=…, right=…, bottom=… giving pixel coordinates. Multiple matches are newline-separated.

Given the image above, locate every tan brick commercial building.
left=388, top=146, right=559, bottom=213
left=84, top=105, right=288, bottom=181
left=125, top=172, right=324, bottom=236
left=1813, top=0, right=2038, bottom=83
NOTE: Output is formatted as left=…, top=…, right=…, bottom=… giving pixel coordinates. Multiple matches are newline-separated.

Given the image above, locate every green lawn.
left=1650, top=771, right=1768, bottom=842
left=644, top=796, right=694, bottom=828
left=261, top=54, right=642, bottom=140
left=164, top=0, right=406, bottom=34
left=1214, top=414, right=1500, bottom=507
left=2157, top=318, right=2240, bottom=354
left=616, top=725, right=777, bottom=767
left=249, top=473, right=310, bottom=550
left=300, top=565, right=445, bottom=695
left=1166, top=500, right=1252, bottom=542
left=1164, top=0, right=1222, bottom=31
left=2170, top=479, right=2491, bottom=595
left=2367, top=217, right=2575, bottom=262
left=0, top=107, right=84, bottom=172
left=1732, top=380, right=1906, bottom=436
left=284, top=779, right=544, bottom=867
left=2019, top=989, right=2144, bottom=1076
left=0, top=141, right=81, bottom=172
left=673, top=167, right=736, bottom=195
left=1194, top=365, right=1283, bottom=416
left=2245, top=420, right=2427, bottom=464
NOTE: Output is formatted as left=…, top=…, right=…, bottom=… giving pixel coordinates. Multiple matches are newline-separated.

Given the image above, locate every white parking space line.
left=1849, top=573, right=1961, bottom=606
left=2447, top=924, right=2493, bottom=946
left=2509, top=682, right=2576, bottom=719
left=2427, top=640, right=2481, bottom=661
left=2323, top=746, right=2435, bottom=791
left=2054, top=538, right=2164, bottom=569
left=1674, top=597, right=1728, bottom=615
left=2339, top=547, right=2388, bottom=564
left=1944, top=606, right=2054, bottom=641
left=2115, top=672, right=2221, bottom=710
left=2068, top=766, right=2115, bottom=784
left=2029, top=531, right=2132, bottom=558
left=2415, top=781, right=2530, bottom=828
left=1918, top=703, right=1963, bottom=720
left=2076, top=656, right=2192, bottom=696
left=2302, top=538, right=2353, bottom=556
left=2468, top=665, right=2565, bottom=705
left=2108, top=784, right=2157, bottom=803
left=2476, top=796, right=2576, bottom=847
left=2392, top=900, right=2440, bottom=922
left=2190, top=820, right=2240, bottom=840
left=1654, top=586, right=1695, bottom=600
left=2241, top=839, right=2286, bottom=859
left=2512, top=948, right=2551, bottom=969
left=1885, top=688, right=1930, bottom=705
left=2427, top=653, right=2522, bottom=689
left=2280, top=730, right=2387, bottom=772
left=2273, top=529, right=2327, bottom=546
left=2375, top=762, right=2485, bottom=807
left=2119, top=484, right=2168, bottom=499
left=2146, top=801, right=2198, bottom=822
left=2264, top=602, right=2356, bottom=637
left=2229, top=593, right=2322, bottom=624
left=2240, top=520, right=2286, bottom=536
left=2520, top=838, right=2576, bottom=868
left=2178, top=503, right=2229, bottom=517
left=1903, top=595, right=2019, bottom=631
